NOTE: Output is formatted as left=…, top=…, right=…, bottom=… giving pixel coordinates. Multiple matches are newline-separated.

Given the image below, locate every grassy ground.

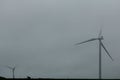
left=1, top=76, right=120, bottom=80
left=2, top=78, right=120, bottom=80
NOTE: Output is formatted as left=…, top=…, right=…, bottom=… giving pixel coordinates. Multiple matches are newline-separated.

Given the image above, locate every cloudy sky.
left=0, top=0, right=120, bottom=79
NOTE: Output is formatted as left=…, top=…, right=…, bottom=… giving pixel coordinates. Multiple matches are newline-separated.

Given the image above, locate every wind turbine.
left=75, top=27, right=113, bottom=79
left=6, top=66, right=16, bottom=79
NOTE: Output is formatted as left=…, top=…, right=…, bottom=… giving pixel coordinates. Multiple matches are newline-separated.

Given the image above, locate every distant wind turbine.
left=75, top=27, right=113, bottom=79
left=6, top=66, right=16, bottom=79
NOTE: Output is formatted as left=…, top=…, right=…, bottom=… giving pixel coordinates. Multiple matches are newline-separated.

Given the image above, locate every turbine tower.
left=75, top=28, right=113, bottom=79
left=7, top=66, right=16, bottom=79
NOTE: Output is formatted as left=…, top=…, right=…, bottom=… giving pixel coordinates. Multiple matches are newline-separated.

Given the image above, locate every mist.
left=0, top=0, right=120, bottom=79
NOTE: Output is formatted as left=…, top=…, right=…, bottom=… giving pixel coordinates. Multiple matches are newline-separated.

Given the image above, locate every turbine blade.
left=6, top=66, right=13, bottom=69
left=75, top=38, right=98, bottom=45
left=98, top=16, right=104, bottom=38
left=98, top=27, right=103, bottom=38
left=100, top=41, right=114, bottom=61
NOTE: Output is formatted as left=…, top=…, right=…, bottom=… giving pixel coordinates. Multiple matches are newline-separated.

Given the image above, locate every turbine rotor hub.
left=99, top=36, right=104, bottom=40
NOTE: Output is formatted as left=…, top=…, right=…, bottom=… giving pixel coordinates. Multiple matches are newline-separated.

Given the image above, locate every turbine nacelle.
left=98, top=36, right=104, bottom=40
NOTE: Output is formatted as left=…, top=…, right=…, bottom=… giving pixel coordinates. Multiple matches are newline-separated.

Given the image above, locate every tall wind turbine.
left=6, top=66, right=16, bottom=79
left=75, top=28, right=113, bottom=79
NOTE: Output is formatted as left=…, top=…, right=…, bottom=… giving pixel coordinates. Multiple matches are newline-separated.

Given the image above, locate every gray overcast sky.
left=0, top=0, right=120, bottom=79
